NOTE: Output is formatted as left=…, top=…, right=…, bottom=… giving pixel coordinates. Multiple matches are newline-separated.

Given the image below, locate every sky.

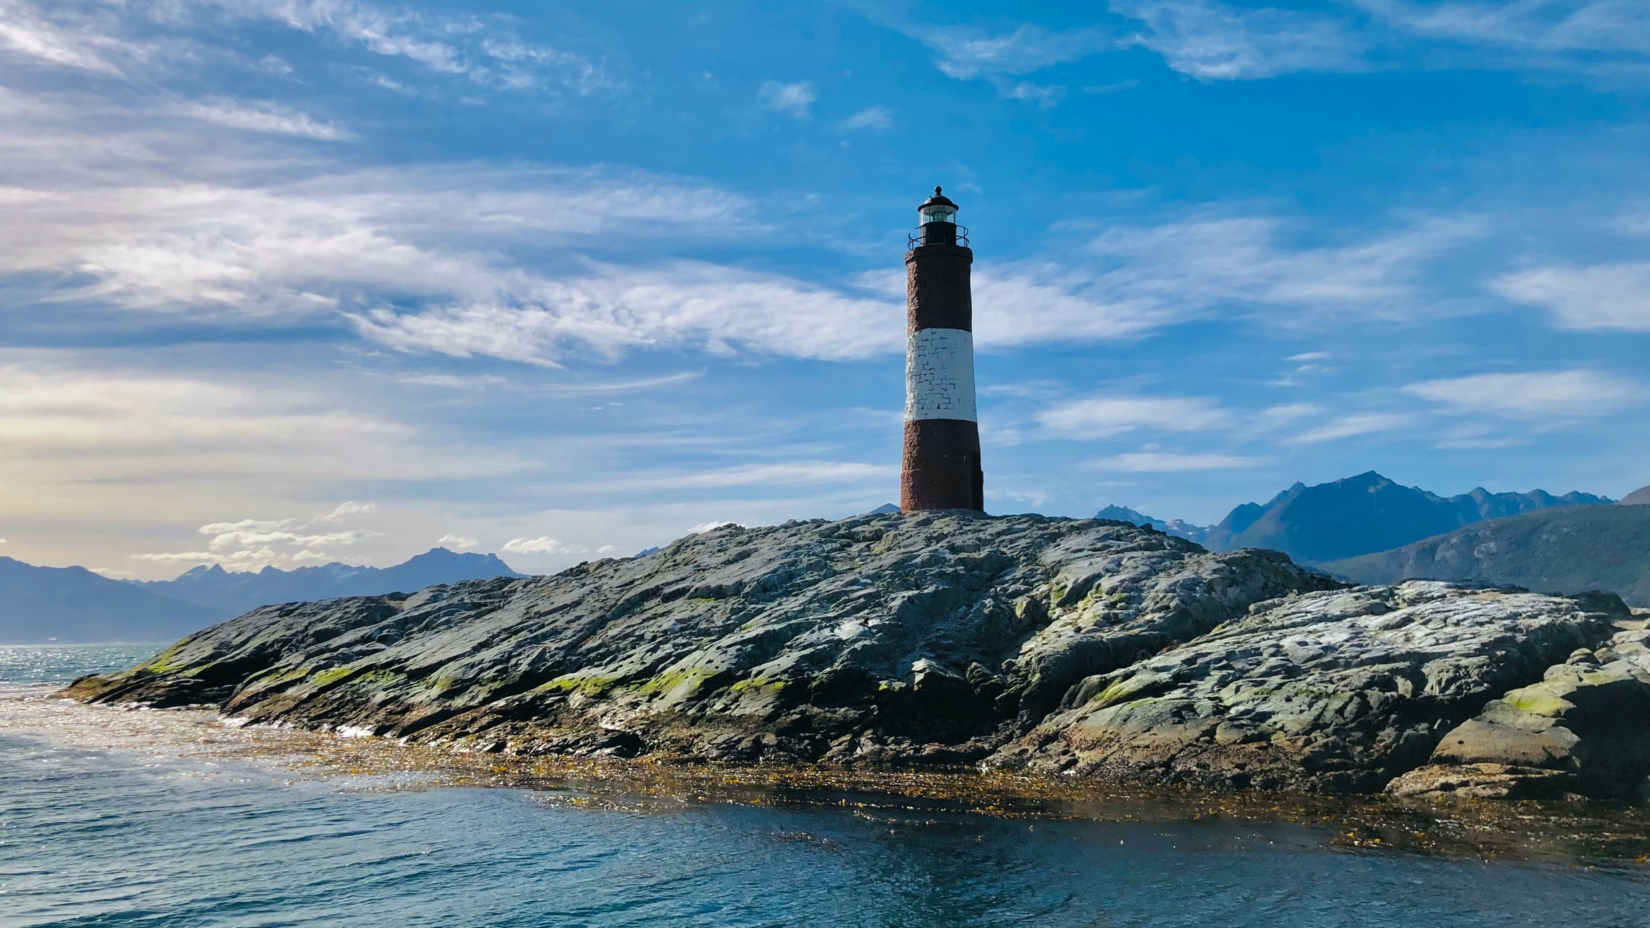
left=2, top=0, right=1648, bottom=579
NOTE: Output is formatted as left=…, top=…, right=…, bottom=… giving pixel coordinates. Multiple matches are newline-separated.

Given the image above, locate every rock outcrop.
left=63, top=513, right=1640, bottom=797
left=1388, top=623, right=1650, bottom=800
left=990, top=585, right=1621, bottom=793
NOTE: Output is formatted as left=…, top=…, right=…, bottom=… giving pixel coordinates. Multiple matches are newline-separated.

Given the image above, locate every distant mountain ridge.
left=1097, top=471, right=1611, bottom=564
left=0, top=557, right=228, bottom=644
left=139, top=548, right=524, bottom=616
left=1093, top=505, right=1214, bottom=544
left=1325, top=499, right=1650, bottom=607
left=0, top=547, right=524, bottom=644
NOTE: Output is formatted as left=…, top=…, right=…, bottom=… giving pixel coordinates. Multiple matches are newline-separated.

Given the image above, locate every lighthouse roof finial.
left=919, top=186, right=959, bottom=212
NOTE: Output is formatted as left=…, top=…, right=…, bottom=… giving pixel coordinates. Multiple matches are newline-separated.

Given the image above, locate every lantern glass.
left=920, top=204, right=956, bottom=225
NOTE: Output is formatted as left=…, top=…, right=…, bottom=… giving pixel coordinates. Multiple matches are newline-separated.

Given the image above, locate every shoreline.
left=11, top=685, right=1650, bottom=867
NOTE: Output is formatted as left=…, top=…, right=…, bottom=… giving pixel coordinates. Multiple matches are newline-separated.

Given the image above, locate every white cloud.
left=1403, top=370, right=1641, bottom=417
left=132, top=550, right=223, bottom=564
left=1287, top=413, right=1412, bottom=444
left=959, top=215, right=1481, bottom=348
left=1037, top=396, right=1230, bottom=438
left=656, top=461, right=894, bottom=489
left=1493, top=262, right=1650, bottom=331
left=1259, top=403, right=1322, bottom=425
left=437, top=533, right=478, bottom=549
left=913, top=23, right=1113, bottom=79
left=689, top=520, right=739, bottom=534
left=1112, top=0, right=1367, bottom=80
left=207, top=0, right=614, bottom=94
left=502, top=536, right=587, bottom=554
left=758, top=81, right=815, bottom=117
left=841, top=106, right=893, bottom=130
left=554, top=461, right=893, bottom=495
left=182, top=100, right=349, bottom=140
left=317, top=500, right=377, bottom=522
left=0, top=0, right=136, bottom=73
left=1088, top=452, right=1270, bottom=471
left=135, top=504, right=383, bottom=571
left=993, top=79, right=1066, bottom=107
left=350, top=262, right=902, bottom=364
left=1354, top=0, right=1650, bottom=57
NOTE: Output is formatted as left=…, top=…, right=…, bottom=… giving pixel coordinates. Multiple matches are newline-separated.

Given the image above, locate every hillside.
left=140, top=548, right=523, bottom=615
left=0, top=557, right=228, bottom=644
left=1324, top=501, right=1650, bottom=607
left=1198, top=471, right=1609, bottom=563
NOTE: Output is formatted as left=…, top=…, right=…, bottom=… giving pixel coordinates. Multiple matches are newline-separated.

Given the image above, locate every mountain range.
left=0, top=548, right=523, bottom=644
left=1097, top=471, right=1613, bottom=563
left=138, top=548, right=523, bottom=616
left=0, top=557, right=228, bottom=645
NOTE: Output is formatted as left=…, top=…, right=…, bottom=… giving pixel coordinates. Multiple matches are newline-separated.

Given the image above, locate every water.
left=3, top=646, right=1649, bottom=927
left=0, top=644, right=165, bottom=686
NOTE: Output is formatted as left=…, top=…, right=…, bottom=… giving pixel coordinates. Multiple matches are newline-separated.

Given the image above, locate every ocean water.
left=3, top=646, right=1650, bottom=927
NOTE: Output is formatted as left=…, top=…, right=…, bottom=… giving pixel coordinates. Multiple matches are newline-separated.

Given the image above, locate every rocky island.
left=64, top=513, right=1650, bottom=802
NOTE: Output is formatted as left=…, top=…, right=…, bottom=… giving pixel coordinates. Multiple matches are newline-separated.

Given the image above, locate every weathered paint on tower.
left=901, top=187, right=984, bottom=512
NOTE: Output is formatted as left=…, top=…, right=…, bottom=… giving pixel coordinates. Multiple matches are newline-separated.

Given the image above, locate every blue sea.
left=3, top=644, right=1649, bottom=927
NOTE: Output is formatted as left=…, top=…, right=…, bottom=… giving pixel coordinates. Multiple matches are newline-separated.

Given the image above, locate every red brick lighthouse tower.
left=901, top=187, right=984, bottom=512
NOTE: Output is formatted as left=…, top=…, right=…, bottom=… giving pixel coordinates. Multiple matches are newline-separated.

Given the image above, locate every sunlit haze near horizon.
left=2, top=0, right=1648, bottom=579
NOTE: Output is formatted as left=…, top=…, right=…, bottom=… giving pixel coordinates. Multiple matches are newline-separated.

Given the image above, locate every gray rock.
left=63, top=513, right=1333, bottom=764
left=63, top=514, right=1636, bottom=797
left=988, top=583, right=1624, bottom=793
left=1388, top=624, right=1650, bottom=799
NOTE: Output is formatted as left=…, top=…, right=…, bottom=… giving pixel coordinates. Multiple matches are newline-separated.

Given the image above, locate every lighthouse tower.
left=901, top=187, right=983, bottom=512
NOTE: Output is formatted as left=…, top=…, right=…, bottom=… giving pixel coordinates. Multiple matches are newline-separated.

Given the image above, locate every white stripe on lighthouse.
left=905, top=327, right=977, bottom=422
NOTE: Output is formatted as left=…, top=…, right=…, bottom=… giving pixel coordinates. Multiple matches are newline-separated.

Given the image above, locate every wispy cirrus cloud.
left=1286, top=412, right=1413, bottom=444
left=1112, top=0, right=1369, bottom=80
left=350, top=261, right=903, bottom=364
left=758, top=80, right=816, bottom=117
left=1, top=0, right=616, bottom=95
left=0, top=0, right=137, bottom=73
left=180, top=99, right=350, bottom=140
left=916, top=23, right=1114, bottom=79
left=1037, top=395, right=1231, bottom=438
left=1403, top=370, right=1642, bottom=417
left=1088, top=451, right=1270, bottom=471
left=841, top=105, right=893, bottom=130
left=1353, top=0, right=1650, bottom=58
left=959, top=214, right=1482, bottom=348
left=1494, top=261, right=1650, bottom=331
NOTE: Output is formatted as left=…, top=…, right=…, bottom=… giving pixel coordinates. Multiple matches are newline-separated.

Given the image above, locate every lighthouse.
left=901, top=187, right=983, bottom=512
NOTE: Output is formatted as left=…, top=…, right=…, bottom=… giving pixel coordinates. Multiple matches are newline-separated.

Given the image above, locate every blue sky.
left=2, top=0, right=1648, bottom=578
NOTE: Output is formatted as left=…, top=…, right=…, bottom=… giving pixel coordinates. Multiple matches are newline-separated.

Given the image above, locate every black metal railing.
left=908, top=224, right=970, bottom=249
